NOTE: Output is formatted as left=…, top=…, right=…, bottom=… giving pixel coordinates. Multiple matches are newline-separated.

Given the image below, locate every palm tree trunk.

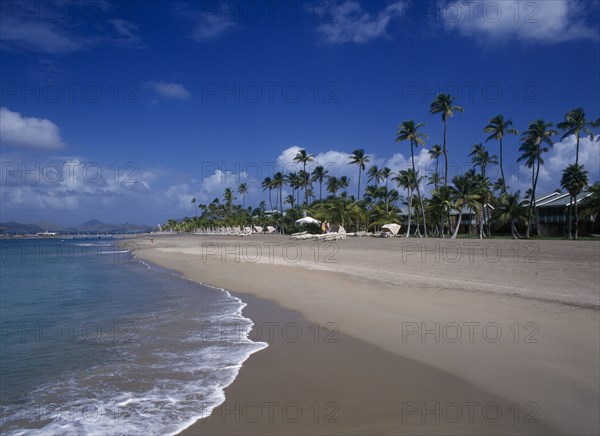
left=479, top=208, right=484, bottom=239
left=526, top=166, right=535, bottom=239
left=500, top=138, right=506, bottom=193
left=569, top=195, right=577, bottom=239
left=451, top=208, right=462, bottom=239
left=279, top=188, right=283, bottom=231
left=357, top=170, right=361, bottom=200
left=575, top=132, right=580, bottom=166
left=440, top=214, right=445, bottom=239
left=574, top=196, right=579, bottom=240
left=511, top=220, right=517, bottom=239
left=411, top=142, right=428, bottom=237
left=319, top=181, right=322, bottom=201
left=443, top=121, right=448, bottom=188
left=567, top=196, right=573, bottom=239
left=385, top=180, right=389, bottom=213
left=533, top=158, right=542, bottom=236
left=405, top=192, right=412, bottom=238
left=468, top=207, right=473, bottom=235
left=303, top=163, right=308, bottom=207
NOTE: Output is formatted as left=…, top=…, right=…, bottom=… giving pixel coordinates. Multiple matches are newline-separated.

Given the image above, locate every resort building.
left=536, top=190, right=594, bottom=236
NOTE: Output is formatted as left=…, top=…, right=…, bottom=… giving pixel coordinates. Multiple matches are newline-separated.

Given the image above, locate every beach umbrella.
left=295, top=216, right=321, bottom=225
left=381, top=223, right=401, bottom=235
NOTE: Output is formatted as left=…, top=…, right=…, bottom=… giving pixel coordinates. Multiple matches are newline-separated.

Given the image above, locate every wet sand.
left=133, top=234, right=600, bottom=435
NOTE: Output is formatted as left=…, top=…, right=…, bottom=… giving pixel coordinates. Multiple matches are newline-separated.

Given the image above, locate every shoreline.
left=133, top=234, right=600, bottom=435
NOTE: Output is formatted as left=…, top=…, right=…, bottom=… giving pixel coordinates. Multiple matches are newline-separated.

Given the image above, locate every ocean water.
left=0, top=238, right=267, bottom=435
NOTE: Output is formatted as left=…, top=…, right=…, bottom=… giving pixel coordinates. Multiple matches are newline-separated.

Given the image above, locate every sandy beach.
left=132, top=234, right=599, bottom=435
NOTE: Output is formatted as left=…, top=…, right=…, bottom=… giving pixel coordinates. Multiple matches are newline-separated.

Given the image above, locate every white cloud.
left=147, top=81, right=191, bottom=100
left=0, top=2, right=143, bottom=54
left=272, top=145, right=436, bottom=198
left=313, top=1, right=408, bottom=44
left=0, top=107, right=65, bottom=150
left=109, top=19, right=144, bottom=47
left=192, top=14, right=237, bottom=41
left=506, top=135, right=599, bottom=196
left=0, top=156, right=154, bottom=219
left=174, top=3, right=238, bottom=42
left=440, top=0, right=598, bottom=44
left=0, top=18, right=88, bottom=53
left=385, top=147, right=433, bottom=194
left=539, top=135, right=599, bottom=189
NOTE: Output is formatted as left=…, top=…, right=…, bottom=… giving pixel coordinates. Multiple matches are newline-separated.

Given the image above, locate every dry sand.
left=132, top=234, right=600, bottom=435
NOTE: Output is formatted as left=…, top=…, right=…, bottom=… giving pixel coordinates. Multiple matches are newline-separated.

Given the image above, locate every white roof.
left=381, top=223, right=401, bottom=235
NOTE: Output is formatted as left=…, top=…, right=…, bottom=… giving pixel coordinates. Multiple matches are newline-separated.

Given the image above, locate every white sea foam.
left=1, top=254, right=268, bottom=436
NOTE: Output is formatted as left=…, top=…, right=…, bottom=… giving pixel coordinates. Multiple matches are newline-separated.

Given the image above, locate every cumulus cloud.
left=539, top=135, right=599, bottom=188
left=0, top=107, right=65, bottom=150
left=313, top=0, right=408, bottom=44
left=272, top=145, right=436, bottom=199
left=0, top=156, right=154, bottom=222
left=505, top=135, right=599, bottom=196
left=146, top=81, right=191, bottom=100
left=440, top=0, right=599, bottom=44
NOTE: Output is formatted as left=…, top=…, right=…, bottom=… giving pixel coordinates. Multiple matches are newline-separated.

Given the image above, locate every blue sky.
left=1, top=0, right=599, bottom=225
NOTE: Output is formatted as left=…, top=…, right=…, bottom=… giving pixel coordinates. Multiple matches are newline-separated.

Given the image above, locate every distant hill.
left=0, top=220, right=154, bottom=235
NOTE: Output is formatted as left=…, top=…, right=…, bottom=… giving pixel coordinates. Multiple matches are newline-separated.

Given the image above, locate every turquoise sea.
left=0, top=238, right=266, bottom=435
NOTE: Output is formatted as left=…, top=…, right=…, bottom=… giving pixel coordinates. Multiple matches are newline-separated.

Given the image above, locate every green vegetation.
left=163, top=97, right=598, bottom=239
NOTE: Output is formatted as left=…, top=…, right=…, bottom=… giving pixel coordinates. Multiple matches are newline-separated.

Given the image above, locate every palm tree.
left=469, top=143, right=498, bottom=236
left=338, top=176, right=350, bottom=196
left=388, top=189, right=400, bottom=208
left=326, top=176, right=338, bottom=198
left=429, top=93, right=464, bottom=189
left=272, top=172, right=285, bottom=212
left=287, top=172, right=301, bottom=207
left=428, top=186, right=452, bottom=237
left=393, top=169, right=420, bottom=237
left=580, top=182, right=600, bottom=219
left=364, top=184, right=379, bottom=203
left=349, top=149, right=370, bottom=200
left=367, top=165, right=384, bottom=186
left=469, top=143, right=498, bottom=179
left=272, top=172, right=285, bottom=231
left=262, top=176, right=274, bottom=211
left=396, top=120, right=428, bottom=237
left=223, top=188, right=235, bottom=215
left=237, top=183, right=248, bottom=209
left=494, top=191, right=528, bottom=239
left=484, top=115, right=518, bottom=193
left=191, top=197, right=197, bottom=217
left=284, top=194, right=295, bottom=208
left=428, top=144, right=443, bottom=190
left=519, top=120, right=557, bottom=237
left=311, top=165, right=328, bottom=200
left=557, top=108, right=594, bottom=165
left=381, top=167, right=392, bottom=212
left=450, top=172, right=481, bottom=239
left=293, top=149, right=314, bottom=206
left=560, top=164, right=589, bottom=239
left=298, top=170, right=312, bottom=204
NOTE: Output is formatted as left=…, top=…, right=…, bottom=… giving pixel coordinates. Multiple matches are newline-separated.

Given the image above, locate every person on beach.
left=326, top=222, right=331, bottom=233
left=321, top=221, right=326, bottom=234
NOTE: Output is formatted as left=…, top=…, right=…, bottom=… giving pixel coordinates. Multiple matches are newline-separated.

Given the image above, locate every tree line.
left=165, top=95, right=599, bottom=240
